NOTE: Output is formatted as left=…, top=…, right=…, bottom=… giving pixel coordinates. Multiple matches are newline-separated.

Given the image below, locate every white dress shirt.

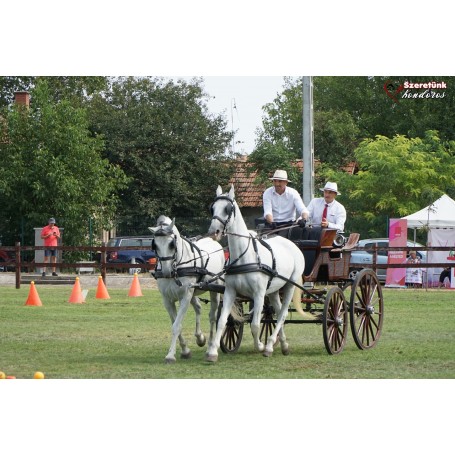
left=306, top=197, right=346, bottom=231
left=263, top=186, right=308, bottom=223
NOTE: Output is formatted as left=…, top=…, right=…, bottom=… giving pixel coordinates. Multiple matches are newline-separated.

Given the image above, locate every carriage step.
left=303, top=288, right=326, bottom=295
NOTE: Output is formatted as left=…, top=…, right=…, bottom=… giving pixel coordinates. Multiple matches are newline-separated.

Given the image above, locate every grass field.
left=1, top=284, right=454, bottom=379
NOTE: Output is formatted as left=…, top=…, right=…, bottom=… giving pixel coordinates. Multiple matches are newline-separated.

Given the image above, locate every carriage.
left=215, top=225, right=384, bottom=356
left=151, top=185, right=384, bottom=363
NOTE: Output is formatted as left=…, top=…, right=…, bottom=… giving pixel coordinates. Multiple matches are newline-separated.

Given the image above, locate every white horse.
left=149, top=215, right=225, bottom=364
left=206, top=185, right=305, bottom=362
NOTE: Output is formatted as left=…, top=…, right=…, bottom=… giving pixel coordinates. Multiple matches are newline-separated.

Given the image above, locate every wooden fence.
left=0, top=242, right=453, bottom=289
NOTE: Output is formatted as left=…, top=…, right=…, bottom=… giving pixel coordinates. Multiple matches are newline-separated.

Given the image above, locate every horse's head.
left=149, top=216, right=180, bottom=277
left=208, top=184, right=236, bottom=241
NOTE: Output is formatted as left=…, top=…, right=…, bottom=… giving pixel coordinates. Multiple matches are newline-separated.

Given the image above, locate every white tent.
left=402, top=194, right=455, bottom=229
left=402, top=194, right=455, bottom=287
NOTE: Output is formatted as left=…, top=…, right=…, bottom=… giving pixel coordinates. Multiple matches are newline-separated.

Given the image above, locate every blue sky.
left=174, top=76, right=286, bottom=154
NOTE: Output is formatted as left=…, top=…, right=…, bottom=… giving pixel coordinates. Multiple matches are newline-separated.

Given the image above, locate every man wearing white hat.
left=263, top=170, right=309, bottom=230
left=306, top=181, right=346, bottom=231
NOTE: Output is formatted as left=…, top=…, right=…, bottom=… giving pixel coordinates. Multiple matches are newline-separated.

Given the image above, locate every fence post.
left=15, top=242, right=21, bottom=289
left=101, top=242, right=107, bottom=283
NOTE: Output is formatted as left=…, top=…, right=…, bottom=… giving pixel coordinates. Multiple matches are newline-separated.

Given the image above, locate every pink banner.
left=385, top=219, right=407, bottom=287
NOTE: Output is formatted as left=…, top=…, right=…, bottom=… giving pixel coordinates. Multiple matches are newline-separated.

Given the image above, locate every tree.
left=88, top=77, right=235, bottom=234
left=0, top=80, right=128, bottom=247
left=331, top=131, right=455, bottom=238
left=251, top=76, right=455, bottom=178
left=249, top=77, right=360, bottom=186
left=0, top=76, right=108, bottom=108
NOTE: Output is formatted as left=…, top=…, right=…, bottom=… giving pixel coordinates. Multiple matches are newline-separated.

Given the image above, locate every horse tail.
left=229, top=300, right=245, bottom=322
left=292, top=276, right=306, bottom=317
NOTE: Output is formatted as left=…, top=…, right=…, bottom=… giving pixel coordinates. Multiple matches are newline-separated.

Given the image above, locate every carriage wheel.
left=259, top=301, right=277, bottom=345
left=322, top=287, right=348, bottom=355
left=349, top=269, right=384, bottom=350
left=218, top=301, right=244, bottom=354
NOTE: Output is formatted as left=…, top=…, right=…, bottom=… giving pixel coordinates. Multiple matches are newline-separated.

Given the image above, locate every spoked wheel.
left=218, top=301, right=244, bottom=354
left=349, top=269, right=384, bottom=350
left=259, top=300, right=279, bottom=345
left=323, top=287, right=348, bottom=355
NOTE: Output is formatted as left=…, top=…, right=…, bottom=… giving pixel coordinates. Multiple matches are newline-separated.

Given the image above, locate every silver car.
left=349, top=238, right=426, bottom=283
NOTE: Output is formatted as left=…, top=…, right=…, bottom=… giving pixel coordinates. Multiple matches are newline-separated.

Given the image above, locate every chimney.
left=14, top=91, right=30, bottom=107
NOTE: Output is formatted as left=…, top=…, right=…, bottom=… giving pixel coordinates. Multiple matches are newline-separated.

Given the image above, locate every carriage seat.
left=287, top=226, right=323, bottom=275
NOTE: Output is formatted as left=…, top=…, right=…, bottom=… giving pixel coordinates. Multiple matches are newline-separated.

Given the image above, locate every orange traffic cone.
left=128, top=273, right=143, bottom=297
left=25, top=281, right=43, bottom=306
left=95, top=276, right=110, bottom=299
left=68, top=277, right=85, bottom=304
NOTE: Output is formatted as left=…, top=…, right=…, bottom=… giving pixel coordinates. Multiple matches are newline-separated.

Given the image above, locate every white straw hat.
left=320, top=182, right=340, bottom=195
left=270, top=170, right=291, bottom=182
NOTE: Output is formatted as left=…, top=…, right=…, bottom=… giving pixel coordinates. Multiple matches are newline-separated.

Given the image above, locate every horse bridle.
left=210, top=195, right=236, bottom=236
left=153, top=227, right=210, bottom=284
left=153, top=230, right=179, bottom=264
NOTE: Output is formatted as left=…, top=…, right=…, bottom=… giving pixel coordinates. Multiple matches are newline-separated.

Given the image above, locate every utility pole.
left=302, top=76, right=314, bottom=205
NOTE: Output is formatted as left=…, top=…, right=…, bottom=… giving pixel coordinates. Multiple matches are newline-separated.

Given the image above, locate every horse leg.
left=190, top=296, right=206, bottom=347
left=264, top=291, right=289, bottom=356
left=206, top=288, right=236, bottom=363
left=250, top=293, right=266, bottom=353
left=162, top=297, right=181, bottom=363
left=164, top=293, right=192, bottom=363
left=264, top=286, right=293, bottom=357
left=208, top=290, right=221, bottom=346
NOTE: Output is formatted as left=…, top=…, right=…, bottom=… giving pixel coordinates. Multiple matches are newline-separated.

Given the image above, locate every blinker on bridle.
left=153, top=228, right=177, bottom=262
left=210, top=195, right=236, bottom=235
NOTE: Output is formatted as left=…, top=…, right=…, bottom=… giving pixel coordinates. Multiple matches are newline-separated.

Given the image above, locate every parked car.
left=106, top=236, right=157, bottom=271
left=349, top=238, right=427, bottom=283
left=0, top=248, right=15, bottom=272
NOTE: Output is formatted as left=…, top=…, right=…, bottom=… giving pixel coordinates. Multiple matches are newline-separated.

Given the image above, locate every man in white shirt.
left=263, top=170, right=309, bottom=229
left=305, top=181, right=346, bottom=232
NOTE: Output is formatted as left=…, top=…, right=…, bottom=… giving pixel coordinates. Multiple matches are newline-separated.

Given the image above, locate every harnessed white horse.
left=206, top=185, right=305, bottom=362
left=149, top=216, right=225, bottom=364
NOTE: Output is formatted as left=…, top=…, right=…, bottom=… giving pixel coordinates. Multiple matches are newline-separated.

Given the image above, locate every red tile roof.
left=230, top=156, right=357, bottom=208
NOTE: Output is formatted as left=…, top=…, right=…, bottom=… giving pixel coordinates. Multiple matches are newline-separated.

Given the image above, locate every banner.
left=428, top=228, right=455, bottom=288
left=385, top=218, right=407, bottom=287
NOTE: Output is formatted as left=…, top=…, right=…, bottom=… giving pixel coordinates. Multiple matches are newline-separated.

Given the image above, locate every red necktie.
left=322, top=203, right=328, bottom=220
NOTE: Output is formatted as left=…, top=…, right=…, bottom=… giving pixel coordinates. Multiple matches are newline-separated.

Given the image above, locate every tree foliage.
left=250, top=76, right=455, bottom=237
left=249, top=77, right=360, bottom=186
left=0, top=76, right=108, bottom=108
left=331, top=131, right=455, bottom=238
left=88, top=77, right=235, bottom=234
left=0, top=80, right=128, bottom=246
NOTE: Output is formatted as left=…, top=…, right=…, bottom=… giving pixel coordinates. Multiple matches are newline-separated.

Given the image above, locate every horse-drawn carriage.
left=217, top=224, right=384, bottom=356
left=150, top=185, right=384, bottom=363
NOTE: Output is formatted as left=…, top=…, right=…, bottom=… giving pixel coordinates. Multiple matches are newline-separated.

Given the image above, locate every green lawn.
left=0, top=285, right=454, bottom=379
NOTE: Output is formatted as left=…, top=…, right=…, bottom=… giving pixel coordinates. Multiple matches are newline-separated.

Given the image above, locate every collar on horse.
left=226, top=234, right=278, bottom=290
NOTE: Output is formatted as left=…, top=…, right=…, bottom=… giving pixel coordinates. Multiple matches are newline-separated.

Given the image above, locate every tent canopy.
left=402, top=194, right=455, bottom=229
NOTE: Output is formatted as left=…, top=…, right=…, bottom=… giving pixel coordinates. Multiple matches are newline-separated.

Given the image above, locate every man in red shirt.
left=41, top=217, right=61, bottom=277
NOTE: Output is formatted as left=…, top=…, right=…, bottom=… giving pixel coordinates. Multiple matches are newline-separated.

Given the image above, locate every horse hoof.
left=180, top=352, right=192, bottom=360
left=282, top=348, right=290, bottom=356
left=165, top=357, right=176, bottom=364
left=263, top=350, right=273, bottom=358
left=205, top=354, right=218, bottom=363
left=196, top=334, right=206, bottom=347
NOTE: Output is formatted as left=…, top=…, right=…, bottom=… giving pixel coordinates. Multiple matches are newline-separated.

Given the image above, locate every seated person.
left=439, top=267, right=451, bottom=288
left=306, top=181, right=346, bottom=232
left=262, top=169, right=309, bottom=235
